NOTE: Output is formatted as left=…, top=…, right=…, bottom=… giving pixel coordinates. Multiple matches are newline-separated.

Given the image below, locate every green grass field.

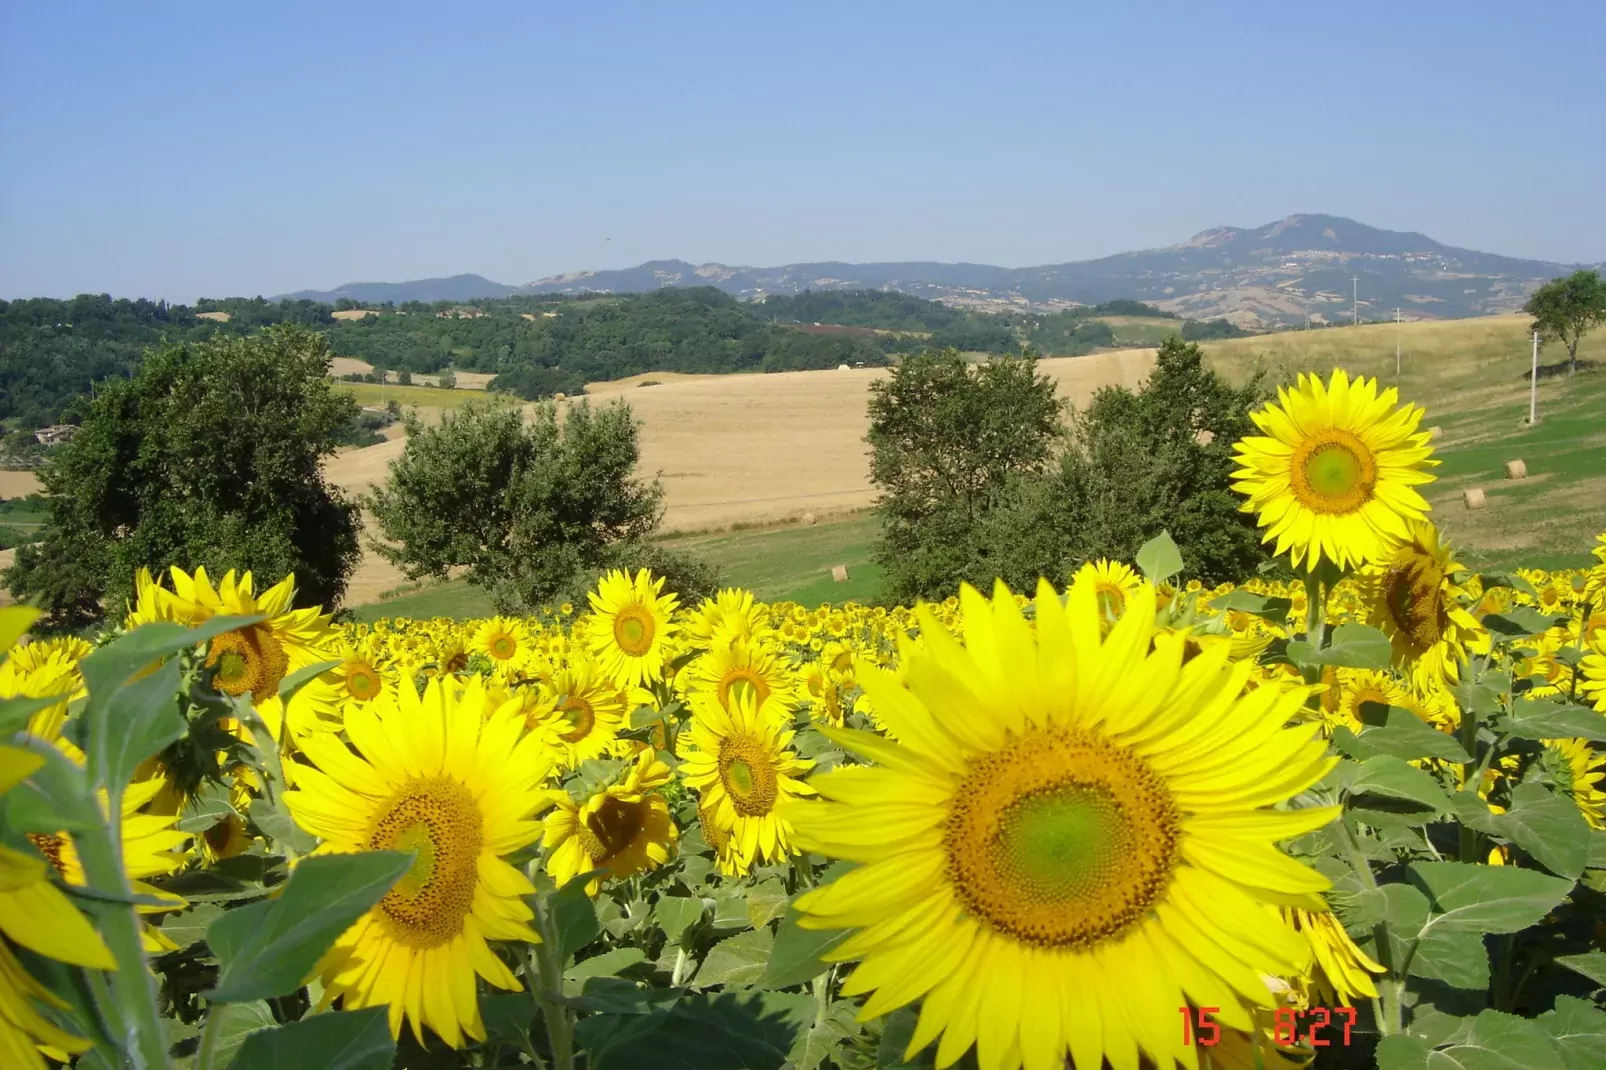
left=350, top=513, right=885, bottom=622
left=1101, top=316, right=1186, bottom=347
left=337, top=382, right=516, bottom=410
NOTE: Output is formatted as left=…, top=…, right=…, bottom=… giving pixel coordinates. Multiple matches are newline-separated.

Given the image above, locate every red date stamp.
left=1180, top=1006, right=1358, bottom=1046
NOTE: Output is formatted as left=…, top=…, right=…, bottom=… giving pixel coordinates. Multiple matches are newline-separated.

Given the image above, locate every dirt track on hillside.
left=329, top=349, right=1159, bottom=604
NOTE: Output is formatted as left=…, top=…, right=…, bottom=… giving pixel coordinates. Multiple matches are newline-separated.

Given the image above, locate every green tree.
left=1525, top=269, right=1606, bottom=375
left=367, top=398, right=713, bottom=610
left=437, top=367, right=457, bottom=389
left=866, top=350, right=1063, bottom=601
left=1051, top=336, right=1271, bottom=582
left=6, top=325, right=362, bottom=629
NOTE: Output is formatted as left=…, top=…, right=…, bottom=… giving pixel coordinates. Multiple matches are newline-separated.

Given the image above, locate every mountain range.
left=278, top=215, right=1599, bottom=327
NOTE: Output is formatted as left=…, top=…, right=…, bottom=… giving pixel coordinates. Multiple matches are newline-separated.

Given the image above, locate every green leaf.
left=1374, top=1033, right=1434, bottom=1069
left=1554, top=950, right=1606, bottom=987
left=95, top=656, right=185, bottom=796
left=177, top=789, right=239, bottom=834
left=1500, top=703, right=1606, bottom=743
left=710, top=888, right=751, bottom=930
left=1537, top=995, right=1606, bottom=1070
left=1408, top=861, right=1575, bottom=934
left=201, top=999, right=277, bottom=1069
left=156, top=902, right=225, bottom=951
left=277, top=659, right=341, bottom=702
left=876, top=1007, right=926, bottom=1069
left=789, top=999, right=862, bottom=1070
left=655, top=895, right=706, bottom=947
left=566, top=947, right=647, bottom=991
left=747, top=878, right=790, bottom=929
left=79, top=615, right=260, bottom=788
left=1336, top=708, right=1472, bottom=763
left=1485, top=608, right=1567, bottom=640
left=1447, top=791, right=1506, bottom=835
left=228, top=1007, right=395, bottom=1070
left=0, top=693, right=61, bottom=735
left=1498, top=782, right=1592, bottom=879
left=1288, top=623, right=1393, bottom=670
left=695, top=928, right=773, bottom=988
left=1207, top=590, right=1291, bottom=627
left=248, top=797, right=316, bottom=856
left=550, top=872, right=604, bottom=962
left=206, top=850, right=411, bottom=1002
left=583, top=989, right=812, bottom=1070
left=1428, top=1008, right=1566, bottom=1070
left=1408, top=926, right=1490, bottom=990
left=1347, top=755, right=1451, bottom=812
left=1135, top=531, right=1183, bottom=584
left=766, top=907, right=851, bottom=990
left=1478, top=572, right=1541, bottom=598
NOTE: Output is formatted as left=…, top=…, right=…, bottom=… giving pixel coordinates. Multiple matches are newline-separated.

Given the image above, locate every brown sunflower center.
left=612, top=606, right=655, bottom=657
left=345, top=661, right=381, bottom=701
left=717, top=668, right=770, bottom=711
left=443, top=651, right=470, bottom=674
left=576, top=795, right=647, bottom=863
left=1290, top=429, right=1377, bottom=515
left=1383, top=555, right=1448, bottom=651
left=945, top=731, right=1180, bottom=949
left=367, top=776, right=482, bottom=950
left=698, top=799, right=731, bottom=856
left=27, top=832, right=69, bottom=878
left=718, top=735, right=779, bottom=817
left=206, top=625, right=289, bottom=704
left=556, top=695, right=596, bottom=743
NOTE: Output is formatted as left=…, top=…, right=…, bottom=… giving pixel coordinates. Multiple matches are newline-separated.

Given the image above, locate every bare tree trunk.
left=1569, top=339, right=1579, bottom=376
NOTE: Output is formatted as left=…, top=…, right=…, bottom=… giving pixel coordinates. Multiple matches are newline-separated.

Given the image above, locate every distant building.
left=35, top=425, right=79, bottom=447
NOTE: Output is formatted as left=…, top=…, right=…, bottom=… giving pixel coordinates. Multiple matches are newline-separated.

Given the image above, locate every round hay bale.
left=801, top=512, right=818, bottom=526
left=553, top=392, right=567, bottom=402
left=1504, top=459, right=1527, bottom=480
left=1463, top=488, right=1487, bottom=510
left=837, top=364, right=851, bottom=371
left=830, top=564, right=850, bottom=583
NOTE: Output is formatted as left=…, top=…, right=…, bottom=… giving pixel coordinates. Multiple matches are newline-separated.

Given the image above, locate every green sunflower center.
left=577, top=795, right=647, bottom=864
left=1291, top=429, right=1377, bottom=515
left=613, top=606, right=655, bottom=657
left=718, top=668, right=768, bottom=711
left=206, top=626, right=289, bottom=704
left=719, top=735, right=779, bottom=817
left=345, top=661, right=381, bottom=701
left=489, top=633, right=517, bottom=660
left=946, top=731, right=1180, bottom=949
left=368, top=776, right=482, bottom=950
left=556, top=695, right=596, bottom=743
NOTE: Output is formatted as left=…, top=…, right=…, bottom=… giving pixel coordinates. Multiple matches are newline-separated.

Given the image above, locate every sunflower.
left=1580, top=631, right=1606, bottom=713
left=583, top=569, right=679, bottom=688
left=782, top=579, right=1336, bottom=1070
left=682, top=638, right=801, bottom=714
left=1285, top=907, right=1383, bottom=1006
left=296, top=634, right=397, bottom=728
left=542, top=749, right=679, bottom=895
left=1547, top=739, right=1606, bottom=829
left=1357, top=520, right=1487, bottom=690
left=282, top=677, right=554, bottom=1047
left=535, top=659, right=627, bottom=770
left=471, top=616, right=534, bottom=676
left=1331, top=668, right=1407, bottom=733
left=1232, top=369, right=1438, bottom=571
left=1072, top=559, right=1143, bottom=620
left=682, top=587, right=776, bottom=650
left=678, top=689, right=815, bottom=877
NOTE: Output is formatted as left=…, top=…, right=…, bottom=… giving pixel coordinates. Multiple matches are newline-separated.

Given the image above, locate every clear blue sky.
left=3, top=0, right=1602, bottom=302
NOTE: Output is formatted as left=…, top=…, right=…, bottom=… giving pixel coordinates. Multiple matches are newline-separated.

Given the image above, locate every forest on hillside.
left=0, top=287, right=1228, bottom=430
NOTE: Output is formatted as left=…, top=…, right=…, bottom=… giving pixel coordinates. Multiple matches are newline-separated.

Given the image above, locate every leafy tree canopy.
left=6, top=325, right=362, bottom=629
left=1524, top=269, right=1606, bottom=375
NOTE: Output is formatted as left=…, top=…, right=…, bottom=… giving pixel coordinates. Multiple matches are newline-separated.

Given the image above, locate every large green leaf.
left=1500, top=703, right=1606, bottom=743
left=1207, top=590, right=1291, bottom=627
left=550, top=871, right=604, bottom=962
left=1347, top=755, right=1451, bottom=812
left=1429, top=1008, right=1565, bottom=1070
left=78, top=616, right=260, bottom=788
left=1374, top=1033, right=1434, bottom=1069
left=1485, top=608, right=1567, bottom=640
left=228, top=1007, right=395, bottom=1070
left=585, top=989, right=813, bottom=1070
left=566, top=947, right=647, bottom=991
left=1135, top=530, right=1183, bottom=584
left=0, top=693, right=60, bottom=735
left=1554, top=950, right=1606, bottom=987
left=1408, top=926, right=1490, bottom=990
left=95, top=656, right=185, bottom=796
left=747, top=878, right=791, bottom=929
left=654, top=895, right=706, bottom=947
left=206, top=851, right=411, bottom=1002
left=765, top=907, right=852, bottom=990
left=1408, top=861, right=1575, bottom=934
left=1498, top=782, right=1591, bottom=879
left=1287, top=623, right=1393, bottom=670
left=1336, top=708, right=1472, bottom=763
left=788, top=999, right=863, bottom=1070
left=202, top=1000, right=277, bottom=1069
left=695, top=929, right=774, bottom=988
left=1537, top=995, right=1606, bottom=1070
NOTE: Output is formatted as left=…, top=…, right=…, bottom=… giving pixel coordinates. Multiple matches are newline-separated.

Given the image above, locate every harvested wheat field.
left=0, top=470, right=44, bottom=498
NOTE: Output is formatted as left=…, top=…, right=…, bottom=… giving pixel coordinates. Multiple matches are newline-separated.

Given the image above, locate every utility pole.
left=1529, top=330, right=1540, bottom=425
left=1395, top=308, right=1402, bottom=379
left=1352, top=276, right=1360, bottom=326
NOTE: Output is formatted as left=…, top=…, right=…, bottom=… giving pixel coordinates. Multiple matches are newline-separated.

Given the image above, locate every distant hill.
left=276, top=215, right=1599, bottom=327
left=278, top=274, right=517, bottom=305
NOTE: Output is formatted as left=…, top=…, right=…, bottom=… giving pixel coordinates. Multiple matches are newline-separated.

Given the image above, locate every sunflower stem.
left=1332, top=814, right=1400, bottom=1037
left=1457, top=658, right=1489, bottom=863
left=1301, top=568, right=1327, bottom=686
left=529, top=901, right=576, bottom=1070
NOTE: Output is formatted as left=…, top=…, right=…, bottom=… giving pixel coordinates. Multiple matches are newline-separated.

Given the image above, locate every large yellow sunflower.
left=677, top=689, right=814, bottom=877
left=1357, top=520, right=1487, bottom=690
left=283, top=677, right=554, bottom=1047
left=1232, top=369, right=1438, bottom=571
left=1071, top=559, right=1143, bottom=620
left=782, top=579, right=1336, bottom=1070
left=1548, top=738, right=1606, bottom=830
left=541, top=749, right=679, bottom=895
left=682, top=638, right=801, bottom=714
left=534, top=659, right=627, bottom=770
left=583, top=569, right=679, bottom=689
left=1581, top=629, right=1606, bottom=713
left=470, top=616, right=534, bottom=676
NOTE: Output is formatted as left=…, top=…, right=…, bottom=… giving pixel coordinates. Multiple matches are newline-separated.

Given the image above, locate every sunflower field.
left=3, top=370, right=1605, bottom=1070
